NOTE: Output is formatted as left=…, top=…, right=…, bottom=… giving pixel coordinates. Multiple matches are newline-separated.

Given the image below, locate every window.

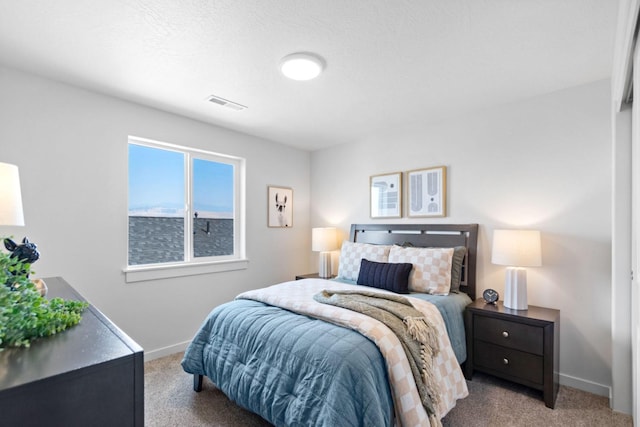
left=126, top=136, right=246, bottom=282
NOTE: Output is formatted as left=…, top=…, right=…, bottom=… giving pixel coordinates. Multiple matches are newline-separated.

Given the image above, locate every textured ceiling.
left=0, top=1, right=619, bottom=151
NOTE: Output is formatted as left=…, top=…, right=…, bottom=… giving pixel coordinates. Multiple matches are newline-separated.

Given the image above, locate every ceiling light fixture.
left=280, top=52, right=325, bottom=81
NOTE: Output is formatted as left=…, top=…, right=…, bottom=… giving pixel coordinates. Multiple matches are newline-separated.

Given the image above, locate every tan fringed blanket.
left=237, top=279, right=468, bottom=426
left=313, top=290, right=440, bottom=418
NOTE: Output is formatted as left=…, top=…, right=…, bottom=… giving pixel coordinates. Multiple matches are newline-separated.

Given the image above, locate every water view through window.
left=128, top=143, right=235, bottom=266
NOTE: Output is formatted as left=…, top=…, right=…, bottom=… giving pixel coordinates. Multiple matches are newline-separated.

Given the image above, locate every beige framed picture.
left=268, top=186, right=293, bottom=227
left=407, top=166, right=447, bottom=217
left=370, top=172, right=402, bottom=218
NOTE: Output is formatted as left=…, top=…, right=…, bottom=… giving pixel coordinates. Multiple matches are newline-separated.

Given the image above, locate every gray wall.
left=0, top=65, right=312, bottom=358
left=310, top=79, right=613, bottom=396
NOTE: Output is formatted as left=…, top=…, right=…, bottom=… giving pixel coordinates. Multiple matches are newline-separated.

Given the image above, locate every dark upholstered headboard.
left=349, top=223, right=479, bottom=300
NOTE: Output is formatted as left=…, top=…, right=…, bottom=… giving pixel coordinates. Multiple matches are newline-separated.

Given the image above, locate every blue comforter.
left=181, top=299, right=394, bottom=427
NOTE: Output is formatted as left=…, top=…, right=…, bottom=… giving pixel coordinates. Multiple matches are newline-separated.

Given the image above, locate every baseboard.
left=144, top=340, right=191, bottom=362
left=559, top=372, right=611, bottom=398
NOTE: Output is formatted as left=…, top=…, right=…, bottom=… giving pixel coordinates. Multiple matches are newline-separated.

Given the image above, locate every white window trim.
left=125, top=136, right=247, bottom=282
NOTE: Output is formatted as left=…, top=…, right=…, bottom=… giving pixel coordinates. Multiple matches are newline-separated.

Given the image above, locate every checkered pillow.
left=388, top=246, right=454, bottom=294
left=337, top=241, right=391, bottom=281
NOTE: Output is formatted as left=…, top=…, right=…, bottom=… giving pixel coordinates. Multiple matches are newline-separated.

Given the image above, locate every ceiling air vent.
left=206, top=95, right=247, bottom=111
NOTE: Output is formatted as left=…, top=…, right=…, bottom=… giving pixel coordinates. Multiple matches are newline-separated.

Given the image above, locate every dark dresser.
left=464, top=299, right=560, bottom=408
left=0, top=277, right=144, bottom=426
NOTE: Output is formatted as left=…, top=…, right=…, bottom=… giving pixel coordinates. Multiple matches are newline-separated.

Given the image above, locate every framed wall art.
left=268, top=186, right=293, bottom=227
left=370, top=172, right=402, bottom=218
left=407, top=166, right=447, bottom=217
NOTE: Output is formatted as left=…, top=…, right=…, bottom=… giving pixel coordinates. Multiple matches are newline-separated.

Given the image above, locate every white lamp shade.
left=312, top=227, right=338, bottom=252
left=0, top=162, right=25, bottom=226
left=491, top=229, right=541, bottom=267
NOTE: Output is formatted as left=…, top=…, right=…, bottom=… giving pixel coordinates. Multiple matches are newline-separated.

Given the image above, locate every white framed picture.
left=407, top=166, right=447, bottom=217
left=370, top=172, right=402, bottom=218
left=268, top=186, right=293, bottom=227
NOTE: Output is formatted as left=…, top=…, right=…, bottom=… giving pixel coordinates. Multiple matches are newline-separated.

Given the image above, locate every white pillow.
left=337, top=241, right=391, bottom=281
left=388, top=246, right=454, bottom=295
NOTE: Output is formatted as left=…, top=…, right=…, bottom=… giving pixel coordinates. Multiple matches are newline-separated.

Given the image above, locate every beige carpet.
left=145, top=352, right=632, bottom=427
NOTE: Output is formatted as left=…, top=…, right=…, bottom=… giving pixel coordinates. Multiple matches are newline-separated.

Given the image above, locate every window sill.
left=124, top=258, right=249, bottom=283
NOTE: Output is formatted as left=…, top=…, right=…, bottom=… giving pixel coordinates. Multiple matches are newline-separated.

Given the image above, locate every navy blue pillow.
left=357, top=259, right=413, bottom=294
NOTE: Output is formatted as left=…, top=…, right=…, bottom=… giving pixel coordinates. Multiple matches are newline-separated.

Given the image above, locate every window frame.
left=124, top=136, right=247, bottom=283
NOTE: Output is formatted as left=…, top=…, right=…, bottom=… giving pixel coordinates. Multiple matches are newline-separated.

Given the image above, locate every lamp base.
left=504, top=267, right=528, bottom=310
left=318, top=252, right=332, bottom=278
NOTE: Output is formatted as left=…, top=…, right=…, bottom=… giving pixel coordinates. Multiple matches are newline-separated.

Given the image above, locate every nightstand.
left=295, top=273, right=335, bottom=280
left=464, top=299, right=559, bottom=408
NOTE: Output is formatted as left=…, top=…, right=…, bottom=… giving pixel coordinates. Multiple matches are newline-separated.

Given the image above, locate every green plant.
left=0, top=248, right=88, bottom=349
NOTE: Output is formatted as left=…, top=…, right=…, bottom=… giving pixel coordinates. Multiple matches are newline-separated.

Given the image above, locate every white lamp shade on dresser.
left=0, top=162, right=25, bottom=226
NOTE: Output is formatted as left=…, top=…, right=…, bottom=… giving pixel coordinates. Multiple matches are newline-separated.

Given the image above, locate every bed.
left=182, top=223, right=478, bottom=426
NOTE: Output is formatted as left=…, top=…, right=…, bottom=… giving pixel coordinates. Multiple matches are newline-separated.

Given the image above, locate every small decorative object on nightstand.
left=464, top=299, right=559, bottom=408
left=482, top=288, right=499, bottom=304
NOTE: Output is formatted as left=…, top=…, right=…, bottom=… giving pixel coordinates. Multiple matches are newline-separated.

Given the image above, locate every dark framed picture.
left=370, top=172, right=402, bottom=218
left=407, top=166, right=447, bottom=217
left=268, top=186, right=293, bottom=227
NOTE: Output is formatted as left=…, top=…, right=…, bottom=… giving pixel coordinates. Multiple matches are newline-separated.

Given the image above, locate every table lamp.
left=312, top=227, right=338, bottom=278
left=0, top=162, right=25, bottom=226
left=491, top=229, right=541, bottom=310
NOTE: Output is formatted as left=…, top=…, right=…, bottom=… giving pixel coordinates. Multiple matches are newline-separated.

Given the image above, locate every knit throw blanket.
left=314, top=290, right=441, bottom=420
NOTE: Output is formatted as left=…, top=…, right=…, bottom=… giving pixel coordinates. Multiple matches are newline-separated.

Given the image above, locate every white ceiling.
left=0, top=1, right=619, bottom=151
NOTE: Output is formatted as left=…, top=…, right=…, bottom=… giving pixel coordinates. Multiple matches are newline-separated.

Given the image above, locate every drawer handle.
left=502, top=331, right=509, bottom=338
left=503, top=358, right=509, bottom=365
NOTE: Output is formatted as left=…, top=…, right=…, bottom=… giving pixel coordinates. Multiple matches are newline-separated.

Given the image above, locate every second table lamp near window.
left=312, top=227, right=338, bottom=278
left=491, top=229, right=542, bottom=310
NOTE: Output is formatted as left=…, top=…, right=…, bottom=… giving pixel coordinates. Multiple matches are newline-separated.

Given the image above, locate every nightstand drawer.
left=474, top=340, right=543, bottom=384
left=474, top=316, right=543, bottom=355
